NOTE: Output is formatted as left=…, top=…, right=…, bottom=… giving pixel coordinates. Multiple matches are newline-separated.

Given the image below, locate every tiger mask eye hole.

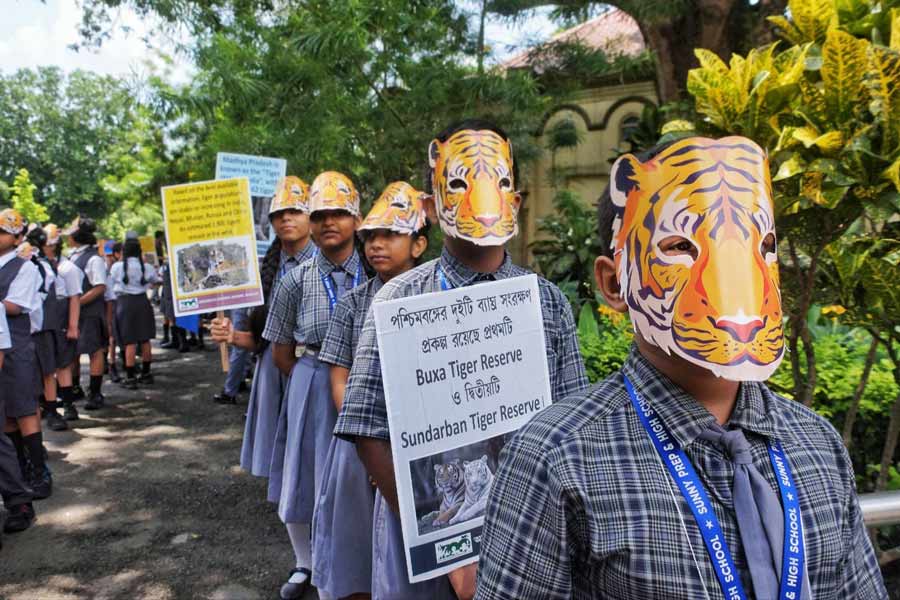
left=760, top=232, right=776, bottom=257
left=448, top=178, right=468, bottom=192
left=658, top=236, right=699, bottom=262
left=498, top=177, right=512, bottom=191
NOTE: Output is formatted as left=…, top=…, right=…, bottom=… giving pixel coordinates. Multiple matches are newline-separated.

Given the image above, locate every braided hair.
left=259, top=237, right=283, bottom=303
left=25, top=227, right=51, bottom=293
left=122, top=238, right=147, bottom=286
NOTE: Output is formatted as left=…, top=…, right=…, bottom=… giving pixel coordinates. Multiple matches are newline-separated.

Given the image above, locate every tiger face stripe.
left=428, top=129, right=521, bottom=246
left=358, top=181, right=427, bottom=236
left=609, top=136, right=784, bottom=381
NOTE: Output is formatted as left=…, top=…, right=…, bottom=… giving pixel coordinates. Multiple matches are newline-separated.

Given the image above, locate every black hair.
left=425, top=118, right=518, bottom=195
left=122, top=238, right=147, bottom=286
left=597, top=142, right=677, bottom=259
left=71, top=217, right=98, bottom=246
left=249, top=237, right=285, bottom=346
left=25, top=226, right=53, bottom=291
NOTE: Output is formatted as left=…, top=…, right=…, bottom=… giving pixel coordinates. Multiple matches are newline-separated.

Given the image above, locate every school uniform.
left=69, top=245, right=108, bottom=355
left=312, top=275, right=383, bottom=598
left=109, top=258, right=158, bottom=345
left=334, top=248, right=589, bottom=600
left=31, top=257, right=59, bottom=380
left=0, top=251, right=43, bottom=419
left=240, top=242, right=317, bottom=477
left=0, top=302, right=32, bottom=510
left=105, top=270, right=119, bottom=347
left=261, top=249, right=363, bottom=524
left=159, top=261, right=175, bottom=323
left=54, top=256, right=82, bottom=368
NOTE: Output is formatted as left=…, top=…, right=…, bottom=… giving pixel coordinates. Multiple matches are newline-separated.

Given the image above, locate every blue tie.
left=699, top=425, right=810, bottom=600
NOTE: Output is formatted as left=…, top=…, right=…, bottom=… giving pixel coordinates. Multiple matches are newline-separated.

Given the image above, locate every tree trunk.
left=877, top=384, right=900, bottom=491
left=477, top=0, right=488, bottom=75
left=843, top=336, right=879, bottom=448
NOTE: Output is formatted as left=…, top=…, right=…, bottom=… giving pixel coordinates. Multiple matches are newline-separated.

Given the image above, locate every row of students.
left=214, top=119, right=887, bottom=600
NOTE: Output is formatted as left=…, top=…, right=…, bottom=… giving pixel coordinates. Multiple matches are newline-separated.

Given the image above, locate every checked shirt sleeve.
left=319, top=294, right=356, bottom=370
left=553, top=291, right=589, bottom=400
left=475, top=433, right=576, bottom=600
left=334, top=303, right=390, bottom=442
left=262, top=273, right=300, bottom=345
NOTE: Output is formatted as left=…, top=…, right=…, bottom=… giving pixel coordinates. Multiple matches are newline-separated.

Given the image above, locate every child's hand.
left=210, top=317, right=234, bottom=344
left=66, top=326, right=79, bottom=341
left=448, top=564, right=477, bottom=600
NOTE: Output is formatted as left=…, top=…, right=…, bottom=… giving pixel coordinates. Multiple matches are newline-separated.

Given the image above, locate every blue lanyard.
left=437, top=265, right=452, bottom=291
left=624, top=374, right=804, bottom=600
left=320, top=260, right=362, bottom=312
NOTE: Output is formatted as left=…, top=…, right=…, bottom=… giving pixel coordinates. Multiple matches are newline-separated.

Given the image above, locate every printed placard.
left=139, top=236, right=159, bottom=266
left=373, top=275, right=551, bottom=583
left=214, top=152, right=287, bottom=245
left=160, top=178, right=263, bottom=317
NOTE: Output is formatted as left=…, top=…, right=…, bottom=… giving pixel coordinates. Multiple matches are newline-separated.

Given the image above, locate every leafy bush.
left=577, top=304, right=633, bottom=383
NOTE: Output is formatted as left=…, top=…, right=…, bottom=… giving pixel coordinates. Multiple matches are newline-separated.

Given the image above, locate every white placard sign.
left=373, top=274, right=551, bottom=583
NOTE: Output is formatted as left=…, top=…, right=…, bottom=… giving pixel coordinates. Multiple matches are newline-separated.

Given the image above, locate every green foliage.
left=529, top=189, right=602, bottom=312
left=9, top=169, right=48, bottom=223
left=578, top=306, right=634, bottom=383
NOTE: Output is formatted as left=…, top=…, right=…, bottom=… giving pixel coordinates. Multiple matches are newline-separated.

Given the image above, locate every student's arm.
left=474, top=434, right=575, bottom=600
left=272, top=343, right=297, bottom=376
left=834, top=441, right=889, bottom=598
left=329, top=366, right=350, bottom=412
left=66, top=295, right=81, bottom=340
left=356, top=437, right=399, bottom=513
left=80, top=284, right=105, bottom=305
left=81, top=255, right=108, bottom=305
left=550, top=285, right=589, bottom=399
left=2, top=300, right=22, bottom=315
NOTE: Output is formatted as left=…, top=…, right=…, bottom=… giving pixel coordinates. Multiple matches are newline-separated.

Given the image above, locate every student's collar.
left=438, top=246, right=516, bottom=289
left=0, top=249, right=17, bottom=267
left=621, top=346, right=798, bottom=449
left=316, top=246, right=359, bottom=274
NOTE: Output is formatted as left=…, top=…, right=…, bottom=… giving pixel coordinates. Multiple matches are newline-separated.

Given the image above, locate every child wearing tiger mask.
left=475, top=137, right=886, bottom=600
left=332, top=119, right=589, bottom=600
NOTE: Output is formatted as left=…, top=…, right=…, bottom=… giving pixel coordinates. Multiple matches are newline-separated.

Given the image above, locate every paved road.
left=0, top=334, right=317, bottom=600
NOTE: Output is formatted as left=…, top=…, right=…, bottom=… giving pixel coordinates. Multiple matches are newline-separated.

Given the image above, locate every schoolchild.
left=313, top=182, right=428, bottom=600
left=474, top=137, right=888, bottom=599
left=105, top=242, right=123, bottom=383
left=23, top=227, right=67, bottom=433
left=210, top=175, right=318, bottom=483
left=0, top=210, right=47, bottom=503
left=0, top=300, right=36, bottom=540
left=333, top=119, right=588, bottom=600
left=110, top=235, right=159, bottom=389
left=63, top=217, right=108, bottom=410
left=158, top=256, right=184, bottom=351
left=261, top=171, right=364, bottom=600
left=46, top=224, right=83, bottom=422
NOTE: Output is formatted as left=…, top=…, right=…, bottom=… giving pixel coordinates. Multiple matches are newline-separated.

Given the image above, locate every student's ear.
left=411, top=234, right=428, bottom=260
left=420, top=194, right=438, bottom=225
left=595, top=255, right=627, bottom=313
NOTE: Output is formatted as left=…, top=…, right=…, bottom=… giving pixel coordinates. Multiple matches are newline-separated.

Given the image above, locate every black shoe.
left=159, top=339, right=178, bottom=349
left=279, top=568, right=311, bottom=600
left=238, top=380, right=249, bottom=393
left=45, top=409, right=68, bottom=431
left=29, top=472, right=52, bottom=500
left=213, top=393, right=237, bottom=405
left=3, top=503, right=35, bottom=533
left=137, top=373, right=154, bottom=385
left=71, top=386, right=86, bottom=401
left=109, top=367, right=122, bottom=384
left=121, top=377, right=138, bottom=390
left=84, top=393, right=105, bottom=410
left=62, top=403, right=80, bottom=421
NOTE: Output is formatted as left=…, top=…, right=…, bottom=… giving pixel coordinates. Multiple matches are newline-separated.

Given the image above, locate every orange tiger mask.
left=610, top=136, right=784, bottom=381
left=269, top=175, right=310, bottom=216
left=428, top=129, right=521, bottom=246
left=358, top=181, right=427, bottom=236
left=309, top=171, right=360, bottom=217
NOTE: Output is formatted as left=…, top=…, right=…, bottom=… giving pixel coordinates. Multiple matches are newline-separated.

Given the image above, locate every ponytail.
left=30, top=255, right=48, bottom=294
left=259, top=237, right=283, bottom=303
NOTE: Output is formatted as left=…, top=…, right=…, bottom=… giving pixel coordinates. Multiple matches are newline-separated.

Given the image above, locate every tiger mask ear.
left=428, top=139, right=442, bottom=169
left=609, top=153, right=643, bottom=210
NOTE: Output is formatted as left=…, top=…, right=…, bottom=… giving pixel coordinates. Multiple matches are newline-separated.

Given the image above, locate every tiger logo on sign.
left=428, top=129, right=521, bottom=246
left=609, top=136, right=784, bottom=380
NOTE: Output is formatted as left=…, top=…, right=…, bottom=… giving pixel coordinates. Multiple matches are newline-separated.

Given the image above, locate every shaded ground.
left=0, top=333, right=315, bottom=600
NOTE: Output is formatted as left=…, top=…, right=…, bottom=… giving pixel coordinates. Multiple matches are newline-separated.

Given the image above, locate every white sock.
left=285, top=522, right=311, bottom=583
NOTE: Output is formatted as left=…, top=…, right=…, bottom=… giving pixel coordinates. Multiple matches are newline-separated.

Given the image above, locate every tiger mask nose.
left=714, top=315, right=765, bottom=343
left=475, top=214, right=500, bottom=227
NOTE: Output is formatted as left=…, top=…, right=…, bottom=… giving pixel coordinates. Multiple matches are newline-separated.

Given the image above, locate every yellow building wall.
left=508, top=81, right=658, bottom=266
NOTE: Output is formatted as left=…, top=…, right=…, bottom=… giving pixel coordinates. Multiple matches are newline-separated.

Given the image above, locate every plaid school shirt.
left=475, top=347, right=887, bottom=600
left=261, top=249, right=362, bottom=348
left=334, top=246, right=589, bottom=442
left=319, top=275, right=385, bottom=370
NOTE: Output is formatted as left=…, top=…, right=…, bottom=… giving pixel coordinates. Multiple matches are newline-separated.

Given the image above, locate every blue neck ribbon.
left=320, top=260, right=363, bottom=312
left=623, top=374, right=804, bottom=600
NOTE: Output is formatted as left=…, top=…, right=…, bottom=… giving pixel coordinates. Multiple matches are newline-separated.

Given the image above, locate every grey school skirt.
left=1, top=344, right=40, bottom=418
left=240, top=345, right=285, bottom=477
left=115, top=293, right=156, bottom=345
left=267, top=352, right=335, bottom=524
left=54, top=297, right=77, bottom=368
left=77, top=313, right=108, bottom=355
left=33, top=330, right=57, bottom=378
